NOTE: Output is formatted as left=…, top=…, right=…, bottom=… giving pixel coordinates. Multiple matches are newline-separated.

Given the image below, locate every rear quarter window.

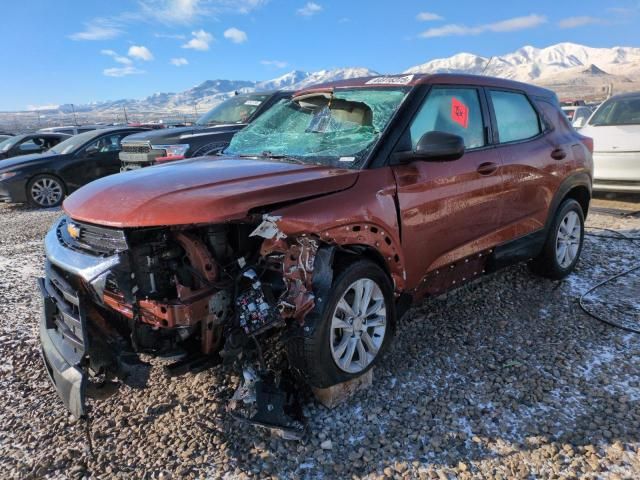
left=489, top=90, right=541, bottom=143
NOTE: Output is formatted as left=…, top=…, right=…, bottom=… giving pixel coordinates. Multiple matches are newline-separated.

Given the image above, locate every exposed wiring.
left=579, top=226, right=640, bottom=334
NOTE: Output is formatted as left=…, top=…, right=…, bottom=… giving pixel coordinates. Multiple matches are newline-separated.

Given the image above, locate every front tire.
left=288, top=260, right=395, bottom=388
left=27, top=174, right=65, bottom=208
left=529, top=198, right=585, bottom=279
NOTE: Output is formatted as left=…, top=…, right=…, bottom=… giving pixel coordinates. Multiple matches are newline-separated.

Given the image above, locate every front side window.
left=409, top=88, right=486, bottom=149
left=18, top=138, right=43, bottom=152
left=490, top=90, right=541, bottom=143
left=226, top=88, right=408, bottom=169
left=85, top=134, right=125, bottom=154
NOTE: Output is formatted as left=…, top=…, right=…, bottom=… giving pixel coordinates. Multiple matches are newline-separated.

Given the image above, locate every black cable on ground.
left=578, top=226, right=640, bottom=334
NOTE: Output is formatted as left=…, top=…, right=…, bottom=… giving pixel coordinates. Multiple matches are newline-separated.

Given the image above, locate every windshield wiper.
left=260, top=151, right=307, bottom=165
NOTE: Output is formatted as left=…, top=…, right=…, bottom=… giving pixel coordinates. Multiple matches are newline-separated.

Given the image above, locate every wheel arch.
left=546, top=172, right=592, bottom=229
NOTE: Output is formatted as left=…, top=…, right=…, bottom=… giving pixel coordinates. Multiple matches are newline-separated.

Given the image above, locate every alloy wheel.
left=30, top=177, right=63, bottom=207
left=555, top=210, right=581, bottom=268
left=330, top=278, right=387, bottom=374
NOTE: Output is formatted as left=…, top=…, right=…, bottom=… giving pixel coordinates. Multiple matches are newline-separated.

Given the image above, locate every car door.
left=488, top=89, right=567, bottom=238
left=390, top=86, right=504, bottom=294
left=60, top=132, right=128, bottom=191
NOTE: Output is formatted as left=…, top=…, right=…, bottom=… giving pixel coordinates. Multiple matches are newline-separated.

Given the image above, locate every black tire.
left=288, top=259, right=396, bottom=388
left=26, top=174, right=66, bottom=208
left=529, top=198, right=585, bottom=279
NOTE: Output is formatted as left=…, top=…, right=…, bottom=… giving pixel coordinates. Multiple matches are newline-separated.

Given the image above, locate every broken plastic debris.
left=250, top=215, right=287, bottom=240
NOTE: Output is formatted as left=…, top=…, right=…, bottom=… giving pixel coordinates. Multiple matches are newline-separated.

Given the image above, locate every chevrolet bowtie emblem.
left=67, top=222, right=81, bottom=240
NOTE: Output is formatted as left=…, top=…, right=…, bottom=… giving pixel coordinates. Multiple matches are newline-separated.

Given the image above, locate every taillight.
left=579, top=135, right=593, bottom=154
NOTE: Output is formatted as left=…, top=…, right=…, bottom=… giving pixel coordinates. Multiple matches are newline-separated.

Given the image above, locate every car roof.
left=12, top=132, right=72, bottom=140
left=296, top=73, right=556, bottom=100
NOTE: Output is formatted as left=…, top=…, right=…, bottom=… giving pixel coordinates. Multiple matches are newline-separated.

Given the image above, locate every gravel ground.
left=0, top=198, right=639, bottom=480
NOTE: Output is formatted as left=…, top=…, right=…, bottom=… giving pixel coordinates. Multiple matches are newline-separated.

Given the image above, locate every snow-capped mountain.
left=405, top=42, right=640, bottom=82
left=57, top=68, right=380, bottom=115
left=6, top=43, right=640, bottom=126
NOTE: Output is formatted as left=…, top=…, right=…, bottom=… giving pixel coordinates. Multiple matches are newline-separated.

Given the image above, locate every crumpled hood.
left=64, top=156, right=358, bottom=227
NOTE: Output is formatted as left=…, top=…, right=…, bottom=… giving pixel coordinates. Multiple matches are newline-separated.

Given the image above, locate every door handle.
left=477, top=162, right=498, bottom=175
left=551, top=148, right=567, bottom=160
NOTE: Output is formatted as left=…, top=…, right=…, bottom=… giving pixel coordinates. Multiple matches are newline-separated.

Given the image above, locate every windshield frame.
left=588, top=96, right=640, bottom=127
left=224, top=86, right=411, bottom=170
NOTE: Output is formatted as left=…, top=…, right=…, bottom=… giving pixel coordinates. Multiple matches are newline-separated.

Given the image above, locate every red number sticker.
left=451, top=97, right=469, bottom=129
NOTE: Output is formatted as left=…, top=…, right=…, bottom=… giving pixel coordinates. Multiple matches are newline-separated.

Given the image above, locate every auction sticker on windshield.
left=244, top=100, right=262, bottom=106
left=365, top=75, right=414, bottom=85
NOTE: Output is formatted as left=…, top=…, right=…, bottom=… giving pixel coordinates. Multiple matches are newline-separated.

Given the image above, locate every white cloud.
left=103, top=66, right=145, bottom=77
left=416, top=12, right=443, bottom=21
left=154, top=32, right=187, bottom=39
left=128, top=45, right=154, bottom=61
left=224, top=27, right=248, bottom=43
left=261, top=59, right=288, bottom=68
left=170, top=57, right=189, bottom=66
left=297, top=2, right=322, bottom=16
left=420, top=14, right=547, bottom=38
left=138, top=0, right=267, bottom=24
left=182, top=29, right=214, bottom=50
left=69, top=21, right=122, bottom=41
left=558, top=16, right=601, bottom=28
left=100, top=49, right=133, bottom=65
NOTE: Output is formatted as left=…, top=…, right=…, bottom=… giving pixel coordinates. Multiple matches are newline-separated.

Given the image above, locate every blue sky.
left=1, top=0, right=639, bottom=110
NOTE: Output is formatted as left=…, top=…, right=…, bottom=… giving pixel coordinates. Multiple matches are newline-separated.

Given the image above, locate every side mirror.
left=414, top=131, right=465, bottom=161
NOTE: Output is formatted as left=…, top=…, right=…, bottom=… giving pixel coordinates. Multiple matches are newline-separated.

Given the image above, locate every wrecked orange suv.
left=39, top=74, right=593, bottom=437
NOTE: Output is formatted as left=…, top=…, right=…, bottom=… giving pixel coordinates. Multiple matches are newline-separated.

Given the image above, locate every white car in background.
left=561, top=106, right=592, bottom=128
left=579, top=92, right=640, bottom=193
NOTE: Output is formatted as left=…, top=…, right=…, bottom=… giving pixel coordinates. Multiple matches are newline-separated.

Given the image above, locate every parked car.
left=579, top=91, right=640, bottom=192
left=38, top=74, right=592, bottom=437
left=0, top=127, right=147, bottom=207
left=0, top=132, right=70, bottom=160
left=562, top=106, right=592, bottom=128
left=119, top=90, right=291, bottom=171
left=38, top=125, right=103, bottom=135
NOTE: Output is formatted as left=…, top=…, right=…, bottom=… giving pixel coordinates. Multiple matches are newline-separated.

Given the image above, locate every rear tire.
left=27, top=174, right=65, bottom=208
left=288, top=260, right=395, bottom=388
left=529, top=198, right=584, bottom=279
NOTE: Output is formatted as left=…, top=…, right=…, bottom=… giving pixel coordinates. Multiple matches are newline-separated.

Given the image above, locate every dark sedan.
left=0, top=133, right=71, bottom=160
left=0, top=127, right=146, bottom=208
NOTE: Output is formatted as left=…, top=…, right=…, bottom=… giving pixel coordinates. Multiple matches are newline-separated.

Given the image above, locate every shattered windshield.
left=225, top=88, right=408, bottom=169
left=196, top=94, right=270, bottom=126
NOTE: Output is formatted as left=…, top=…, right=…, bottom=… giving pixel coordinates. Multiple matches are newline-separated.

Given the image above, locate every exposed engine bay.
left=44, top=214, right=329, bottom=439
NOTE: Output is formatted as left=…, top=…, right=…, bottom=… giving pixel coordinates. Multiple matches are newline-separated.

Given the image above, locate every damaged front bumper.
left=38, top=218, right=123, bottom=418
left=38, top=271, right=88, bottom=418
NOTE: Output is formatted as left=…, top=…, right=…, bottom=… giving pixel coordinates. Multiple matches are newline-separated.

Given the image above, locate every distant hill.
left=5, top=43, right=640, bottom=126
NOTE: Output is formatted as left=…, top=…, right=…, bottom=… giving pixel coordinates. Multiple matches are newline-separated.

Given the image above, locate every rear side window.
left=409, top=88, right=486, bottom=149
left=489, top=90, right=541, bottom=143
